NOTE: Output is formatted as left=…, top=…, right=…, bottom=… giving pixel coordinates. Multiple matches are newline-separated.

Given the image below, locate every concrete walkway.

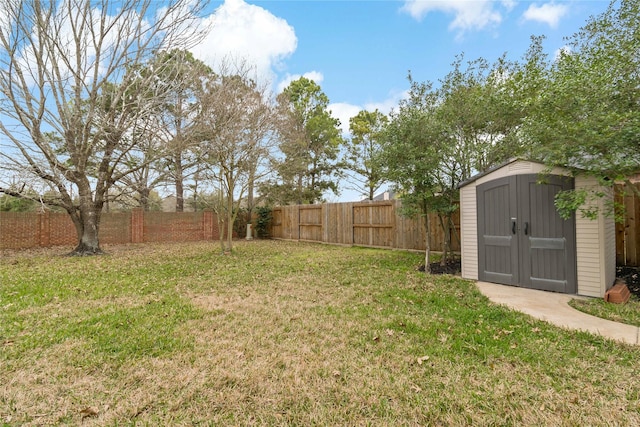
left=476, top=281, right=640, bottom=346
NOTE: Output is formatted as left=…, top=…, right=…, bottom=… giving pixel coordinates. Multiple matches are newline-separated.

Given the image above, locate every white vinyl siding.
left=604, top=194, right=617, bottom=291
left=460, top=184, right=478, bottom=280
left=575, top=176, right=616, bottom=297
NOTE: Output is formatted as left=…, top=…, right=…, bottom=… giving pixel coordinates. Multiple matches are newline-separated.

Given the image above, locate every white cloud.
left=401, top=0, right=502, bottom=33
left=501, top=0, right=517, bottom=12
left=329, top=90, right=410, bottom=136
left=191, top=0, right=297, bottom=83
left=554, top=45, right=572, bottom=61
left=363, top=89, right=410, bottom=115
left=522, top=3, right=569, bottom=28
left=328, top=103, right=362, bottom=135
left=276, top=71, right=324, bottom=93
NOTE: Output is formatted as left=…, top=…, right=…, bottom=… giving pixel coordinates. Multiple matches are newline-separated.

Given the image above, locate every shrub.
left=255, top=206, right=272, bottom=238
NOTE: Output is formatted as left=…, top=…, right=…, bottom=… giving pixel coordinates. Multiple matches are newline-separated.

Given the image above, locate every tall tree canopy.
left=437, top=54, right=524, bottom=181
left=382, top=77, right=446, bottom=272
left=343, top=109, right=388, bottom=201
left=263, top=77, right=343, bottom=205
left=523, top=0, right=640, bottom=208
left=0, top=0, right=207, bottom=254
left=151, top=49, right=213, bottom=212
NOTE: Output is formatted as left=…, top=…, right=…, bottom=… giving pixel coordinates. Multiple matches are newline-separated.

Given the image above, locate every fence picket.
left=270, top=200, right=460, bottom=253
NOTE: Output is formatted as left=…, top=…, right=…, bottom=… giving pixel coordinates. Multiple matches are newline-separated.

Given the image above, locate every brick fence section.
left=0, top=209, right=220, bottom=250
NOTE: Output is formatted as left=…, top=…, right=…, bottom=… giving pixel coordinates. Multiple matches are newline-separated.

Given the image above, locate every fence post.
left=39, top=210, right=50, bottom=247
left=294, top=205, right=300, bottom=240
left=131, top=208, right=144, bottom=243
left=391, top=200, right=400, bottom=249
left=323, top=203, right=329, bottom=243
left=203, top=209, right=214, bottom=240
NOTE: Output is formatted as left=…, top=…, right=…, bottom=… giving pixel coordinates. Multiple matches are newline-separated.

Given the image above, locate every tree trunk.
left=69, top=205, right=103, bottom=255
left=296, top=175, right=303, bottom=205
left=217, top=213, right=226, bottom=253
left=175, top=158, right=184, bottom=212
left=437, top=213, right=451, bottom=266
left=226, top=191, right=234, bottom=252
left=217, top=190, right=226, bottom=254
left=423, top=212, right=431, bottom=274
left=140, top=187, right=150, bottom=211
left=247, top=170, right=255, bottom=224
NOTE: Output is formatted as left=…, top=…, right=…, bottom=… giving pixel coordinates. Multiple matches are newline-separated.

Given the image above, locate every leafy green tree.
left=435, top=55, right=524, bottom=259
left=343, top=109, right=388, bottom=200
left=148, top=49, right=213, bottom=212
left=264, top=77, right=343, bottom=205
left=438, top=54, right=525, bottom=179
left=523, top=0, right=640, bottom=213
left=382, top=76, right=446, bottom=272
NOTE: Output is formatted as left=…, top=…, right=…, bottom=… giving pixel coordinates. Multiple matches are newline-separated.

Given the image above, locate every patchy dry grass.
left=1, top=241, right=640, bottom=426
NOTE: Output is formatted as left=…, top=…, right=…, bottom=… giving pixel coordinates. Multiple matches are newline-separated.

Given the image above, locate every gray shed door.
left=477, top=174, right=576, bottom=293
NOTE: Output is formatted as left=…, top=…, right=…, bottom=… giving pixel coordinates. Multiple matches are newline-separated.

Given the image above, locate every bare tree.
left=111, top=116, right=167, bottom=211
left=0, top=0, right=208, bottom=254
left=198, top=65, right=276, bottom=253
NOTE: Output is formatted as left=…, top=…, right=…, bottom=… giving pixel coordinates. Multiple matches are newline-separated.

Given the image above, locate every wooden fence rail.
left=616, top=182, right=640, bottom=266
left=271, top=184, right=639, bottom=265
left=270, top=200, right=461, bottom=253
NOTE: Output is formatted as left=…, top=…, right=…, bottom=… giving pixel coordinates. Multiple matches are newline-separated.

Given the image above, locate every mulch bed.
left=617, top=265, right=640, bottom=299
left=417, top=259, right=462, bottom=275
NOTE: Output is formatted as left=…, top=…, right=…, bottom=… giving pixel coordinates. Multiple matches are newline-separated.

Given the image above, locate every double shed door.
left=477, top=174, right=576, bottom=293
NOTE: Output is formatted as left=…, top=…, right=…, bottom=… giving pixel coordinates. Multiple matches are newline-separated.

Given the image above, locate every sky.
left=0, top=0, right=614, bottom=203
left=188, top=0, right=612, bottom=201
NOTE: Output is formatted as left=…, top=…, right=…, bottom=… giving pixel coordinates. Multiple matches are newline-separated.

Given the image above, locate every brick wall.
left=145, top=212, right=202, bottom=242
left=0, top=212, right=40, bottom=249
left=0, top=209, right=220, bottom=250
left=100, top=212, right=132, bottom=244
left=47, top=212, right=76, bottom=247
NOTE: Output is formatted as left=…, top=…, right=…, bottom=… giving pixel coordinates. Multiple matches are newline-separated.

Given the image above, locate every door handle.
left=511, top=218, right=517, bottom=235
left=524, top=222, right=529, bottom=235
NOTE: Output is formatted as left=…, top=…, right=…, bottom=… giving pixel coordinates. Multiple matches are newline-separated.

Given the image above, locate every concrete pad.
left=476, top=281, right=640, bottom=346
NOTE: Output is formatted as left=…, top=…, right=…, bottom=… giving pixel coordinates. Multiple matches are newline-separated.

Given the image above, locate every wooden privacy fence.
left=616, top=182, right=640, bottom=266
left=270, top=200, right=460, bottom=252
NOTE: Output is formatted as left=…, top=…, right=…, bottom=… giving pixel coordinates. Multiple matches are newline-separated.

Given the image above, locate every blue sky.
left=194, top=1, right=609, bottom=127
left=0, top=0, right=612, bottom=202
left=190, top=0, right=611, bottom=200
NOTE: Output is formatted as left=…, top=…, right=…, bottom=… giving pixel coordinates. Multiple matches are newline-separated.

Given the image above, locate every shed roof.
left=457, top=158, right=528, bottom=189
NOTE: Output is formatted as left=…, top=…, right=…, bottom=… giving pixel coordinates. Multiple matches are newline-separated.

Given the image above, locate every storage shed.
left=459, top=159, right=616, bottom=297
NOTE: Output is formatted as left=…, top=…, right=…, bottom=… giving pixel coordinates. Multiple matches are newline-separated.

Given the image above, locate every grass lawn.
left=1, top=240, right=639, bottom=426
left=570, top=297, right=640, bottom=327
